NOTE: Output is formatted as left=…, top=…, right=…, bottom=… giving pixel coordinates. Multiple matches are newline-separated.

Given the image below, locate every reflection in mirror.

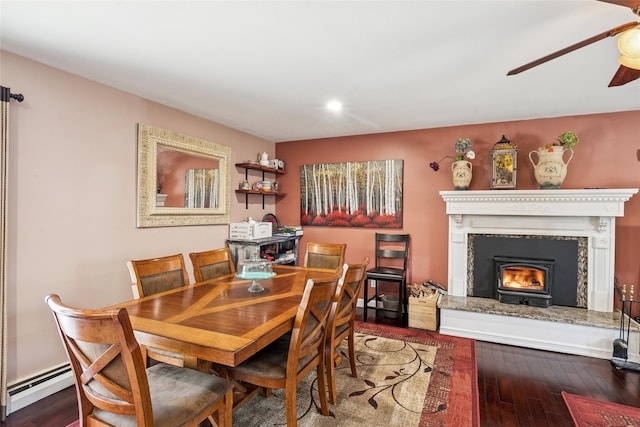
left=156, top=145, right=220, bottom=208
left=137, top=124, right=231, bottom=227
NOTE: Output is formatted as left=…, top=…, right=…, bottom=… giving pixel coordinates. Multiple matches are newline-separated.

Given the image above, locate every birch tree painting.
left=300, top=159, right=403, bottom=228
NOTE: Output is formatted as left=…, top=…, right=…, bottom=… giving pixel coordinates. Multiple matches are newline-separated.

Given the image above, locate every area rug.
left=232, top=321, right=479, bottom=426
left=562, top=391, right=640, bottom=427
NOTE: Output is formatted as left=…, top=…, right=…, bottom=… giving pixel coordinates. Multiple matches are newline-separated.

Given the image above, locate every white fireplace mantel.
left=440, top=188, right=638, bottom=312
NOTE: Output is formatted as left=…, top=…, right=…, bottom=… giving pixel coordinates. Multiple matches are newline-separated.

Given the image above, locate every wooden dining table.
left=109, top=264, right=335, bottom=369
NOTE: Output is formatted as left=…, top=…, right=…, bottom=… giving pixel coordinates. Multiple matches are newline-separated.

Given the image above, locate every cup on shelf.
left=261, top=181, right=272, bottom=192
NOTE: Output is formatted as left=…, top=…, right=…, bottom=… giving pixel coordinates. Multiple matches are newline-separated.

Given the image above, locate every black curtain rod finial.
left=1, top=86, right=25, bottom=102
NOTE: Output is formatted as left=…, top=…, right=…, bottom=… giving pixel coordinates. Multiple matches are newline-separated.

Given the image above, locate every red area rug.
left=562, top=391, right=640, bottom=427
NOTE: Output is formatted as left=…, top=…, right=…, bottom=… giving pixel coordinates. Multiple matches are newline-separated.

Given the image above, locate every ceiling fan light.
left=617, top=25, right=640, bottom=58
left=618, top=54, right=640, bottom=70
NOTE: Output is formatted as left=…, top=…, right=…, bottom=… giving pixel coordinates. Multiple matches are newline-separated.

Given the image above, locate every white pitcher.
left=529, top=146, right=573, bottom=189
left=259, top=152, right=269, bottom=166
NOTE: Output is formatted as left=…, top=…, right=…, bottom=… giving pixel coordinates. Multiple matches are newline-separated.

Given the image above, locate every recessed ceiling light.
left=326, top=100, right=343, bottom=112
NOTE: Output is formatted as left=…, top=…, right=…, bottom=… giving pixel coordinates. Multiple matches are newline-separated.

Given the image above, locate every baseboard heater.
left=6, top=362, right=74, bottom=415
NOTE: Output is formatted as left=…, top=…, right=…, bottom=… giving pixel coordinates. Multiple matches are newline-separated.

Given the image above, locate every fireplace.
left=436, top=188, right=639, bottom=362
left=495, top=256, right=554, bottom=307
left=440, top=189, right=637, bottom=312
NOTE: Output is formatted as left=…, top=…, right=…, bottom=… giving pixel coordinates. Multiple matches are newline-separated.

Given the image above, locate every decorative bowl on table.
left=236, top=257, right=276, bottom=293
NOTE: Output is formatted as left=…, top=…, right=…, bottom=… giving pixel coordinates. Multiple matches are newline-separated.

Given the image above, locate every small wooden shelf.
left=235, top=163, right=286, bottom=175
left=235, top=189, right=286, bottom=197
left=236, top=163, right=286, bottom=209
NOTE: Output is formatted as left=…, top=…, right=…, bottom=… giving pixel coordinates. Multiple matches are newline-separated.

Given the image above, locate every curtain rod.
left=0, top=86, right=24, bottom=102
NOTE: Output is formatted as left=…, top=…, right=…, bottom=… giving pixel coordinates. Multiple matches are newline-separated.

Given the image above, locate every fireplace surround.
left=438, top=188, right=639, bottom=361
left=470, top=233, right=587, bottom=308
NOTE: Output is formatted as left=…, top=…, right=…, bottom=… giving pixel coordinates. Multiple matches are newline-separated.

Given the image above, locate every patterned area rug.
left=66, top=322, right=478, bottom=427
left=562, top=391, right=640, bottom=427
left=233, top=321, right=479, bottom=426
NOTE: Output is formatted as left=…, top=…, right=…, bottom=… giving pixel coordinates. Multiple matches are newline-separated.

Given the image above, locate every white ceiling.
left=1, top=1, right=639, bottom=142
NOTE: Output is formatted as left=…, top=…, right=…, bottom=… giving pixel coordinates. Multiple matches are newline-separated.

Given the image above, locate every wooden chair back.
left=189, top=247, right=236, bottom=282
left=288, top=264, right=346, bottom=376
left=329, top=257, right=370, bottom=341
left=46, top=294, right=233, bottom=427
left=326, top=257, right=370, bottom=403
left=45, top=294, right=154, bottom=426
left=127, top=253, right=190, bottom=299
left=303, top=242, right=347, bottom=270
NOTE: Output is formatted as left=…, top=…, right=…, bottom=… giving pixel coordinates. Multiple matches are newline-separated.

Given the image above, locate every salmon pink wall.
left=276, top=111, right=640, bottom=307
left=1, top=50, right=275, bottom=385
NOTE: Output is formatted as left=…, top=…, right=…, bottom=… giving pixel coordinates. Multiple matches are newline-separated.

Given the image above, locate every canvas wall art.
left=300, top=159, right=403, bottom=228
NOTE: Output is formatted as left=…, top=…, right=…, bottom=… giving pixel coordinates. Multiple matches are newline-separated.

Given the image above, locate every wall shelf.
left=236, top=163, right=286, bottom=209
left=235, top=163, right=286, bottom=175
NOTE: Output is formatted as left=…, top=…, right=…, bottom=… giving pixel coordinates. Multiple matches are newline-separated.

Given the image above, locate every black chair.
left=363, top=233, right=410, bottom=324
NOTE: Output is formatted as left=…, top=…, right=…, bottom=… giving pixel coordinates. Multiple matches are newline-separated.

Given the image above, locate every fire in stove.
left=502, top=266, right=545, bottom=291
left=494, top=256, right=555, bottom=307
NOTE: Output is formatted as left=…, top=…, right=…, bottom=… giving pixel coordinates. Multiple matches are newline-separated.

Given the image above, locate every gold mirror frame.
left=137, top=123, right=231, bottom=227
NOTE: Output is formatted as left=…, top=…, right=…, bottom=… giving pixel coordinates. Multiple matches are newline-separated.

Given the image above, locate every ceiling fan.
left=507, top=0, right=640, bottom=87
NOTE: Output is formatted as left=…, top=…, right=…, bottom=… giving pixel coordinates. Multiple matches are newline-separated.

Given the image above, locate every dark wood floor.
left=3, top=313, right=640, bottom=427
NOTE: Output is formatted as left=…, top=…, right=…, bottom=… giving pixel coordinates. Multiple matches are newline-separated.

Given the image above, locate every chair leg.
left=363, top=279, right=369, bottom=322
left=316, top=357, right=330, bottom=417
left=221, top=388, right=233, bottom=427
left=401, top=280, right=408, bottom=325
left=285, top=382, right=297, bottom=426
left=206, top=388, right=232, bottom=427
left=347, top=330, right=357, bottom=378
left=327, top=343, right=338, bottom=404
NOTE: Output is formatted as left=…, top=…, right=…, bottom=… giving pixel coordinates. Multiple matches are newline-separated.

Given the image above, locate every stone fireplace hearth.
left=437, top=189, right=639, bottom=362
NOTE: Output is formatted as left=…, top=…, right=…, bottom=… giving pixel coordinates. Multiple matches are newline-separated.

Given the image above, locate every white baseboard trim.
left=6, top=362, right=74, bottom=415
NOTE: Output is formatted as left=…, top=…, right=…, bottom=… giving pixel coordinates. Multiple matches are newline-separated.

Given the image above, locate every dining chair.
left=363, top=233, right=410, bottom=324
left=224, top=265, right=347, bottom=427
left=189, top=247, right=236, bottom=282
left=303, top=241, right=347, bottom=270
left=45, top=294, right=233, bottom=427
left=127, top=253, right=190, bottom=367
left=325, top=256, right=370, bottom=404
left=127, top=253, right=190, bottom=299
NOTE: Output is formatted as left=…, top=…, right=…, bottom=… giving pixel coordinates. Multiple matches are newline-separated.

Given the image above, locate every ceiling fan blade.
left=608, top=64, right=640, bottom=86
left=597, top=0, right=640, bottom=10
left=507, top=21, right=639, bottom=76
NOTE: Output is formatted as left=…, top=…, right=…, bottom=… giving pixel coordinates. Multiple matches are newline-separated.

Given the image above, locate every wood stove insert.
left=495, top=256, right=555, bottom=307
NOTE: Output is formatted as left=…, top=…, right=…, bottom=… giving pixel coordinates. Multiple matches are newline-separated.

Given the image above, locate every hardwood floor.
left=3, top=316, right=639, bottom=426
left=476, top=340, right=640, bottom=427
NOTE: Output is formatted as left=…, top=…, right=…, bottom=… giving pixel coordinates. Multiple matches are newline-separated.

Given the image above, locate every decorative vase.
left=451, top=160, right=472, bottom=190
left=259, top=152, right=269, bottom=166
left=528, top=145, right=573, bottom=189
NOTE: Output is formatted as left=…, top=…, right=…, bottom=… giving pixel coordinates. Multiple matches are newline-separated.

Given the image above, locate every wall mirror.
left=137, top=123, right=231, bottom=227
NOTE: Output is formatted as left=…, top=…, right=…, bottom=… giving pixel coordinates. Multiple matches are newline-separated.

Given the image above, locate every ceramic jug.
left=259, top=152, right=269, bottom=166
left=529, top=146, right=573, bottom=189
left=451, top=160, right=472, bottom=190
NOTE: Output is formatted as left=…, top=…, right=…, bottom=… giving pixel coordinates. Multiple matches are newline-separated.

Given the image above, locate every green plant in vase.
left=541, top=131, right=579, bottom=152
